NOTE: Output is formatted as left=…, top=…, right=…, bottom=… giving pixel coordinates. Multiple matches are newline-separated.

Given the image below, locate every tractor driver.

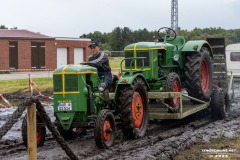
left=88, top=41, right=113, bottom=88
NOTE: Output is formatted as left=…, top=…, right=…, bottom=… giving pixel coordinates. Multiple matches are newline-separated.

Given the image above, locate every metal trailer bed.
left=148, top=92, right=209, bottom=119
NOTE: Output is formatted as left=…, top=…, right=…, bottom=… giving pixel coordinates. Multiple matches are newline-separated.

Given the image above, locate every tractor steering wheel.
left=80, top=62, right=106, bottom=70
left=158, top=27, right=176, bottom=42
left=80, top=62, right=99, bottom=67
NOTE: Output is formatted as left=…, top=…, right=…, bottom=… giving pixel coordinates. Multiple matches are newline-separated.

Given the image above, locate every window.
left=9, top=42, right=18, bottom=69
left=230, top=52, right=240, bottom=61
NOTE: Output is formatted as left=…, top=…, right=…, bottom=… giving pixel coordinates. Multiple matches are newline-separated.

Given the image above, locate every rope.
left=0, top=99, right=28, bottom=140
left=32, top=98, right=79, bottom=160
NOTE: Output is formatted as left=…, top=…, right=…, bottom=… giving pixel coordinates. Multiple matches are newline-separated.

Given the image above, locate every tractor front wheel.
left=22, top=112, right=46, bottom=147
left=118, top=77, right=149, bottom=138
left=165, top=72, right=181, bottom=112
left=94, top=109, right=116, bottom=149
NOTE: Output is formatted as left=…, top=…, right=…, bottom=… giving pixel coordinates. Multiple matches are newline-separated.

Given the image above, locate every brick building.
left=0, top=29, right=91, bottom=71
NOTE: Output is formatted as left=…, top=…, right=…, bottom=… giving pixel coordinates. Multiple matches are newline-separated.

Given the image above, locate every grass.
left=0, top=57, right=123, bottom=94
left=174, top=135, right=240, bottom=160
left=109, top=57, right=124, bottom=72
left=0, top=77, right=53, bottom=94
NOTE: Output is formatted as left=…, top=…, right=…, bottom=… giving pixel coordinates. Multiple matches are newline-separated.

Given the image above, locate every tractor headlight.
left=98, top=83, right=107, bottom=92
left=173, top=54, right=180, bottom=61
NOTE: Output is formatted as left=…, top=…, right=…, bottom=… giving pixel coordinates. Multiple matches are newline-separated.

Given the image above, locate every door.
left=74, top=48, right=83, bottom=64
left=31, top=42, right=45, bottom=69
left=57, top=48, right=67, bottom=68
left=9, top=42, right=18, bottom=69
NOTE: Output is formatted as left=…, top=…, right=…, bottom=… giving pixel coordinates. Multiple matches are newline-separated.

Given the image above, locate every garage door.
left=57, top=48, right=67, bottom=68
left=74, top=48, right=83, bottom=64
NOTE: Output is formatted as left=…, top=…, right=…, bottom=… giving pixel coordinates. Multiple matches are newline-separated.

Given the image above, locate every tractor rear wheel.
left=118, top=77, right=149, bottom=138
left=185, top=47, right=213, bottom=101
left=165, top=72, right=181, bottom=112
left=94, top=109, right=116, bottom=149
left=211, top=88, right=229, bottom=119
left=22, top=112, right=46, bottom=147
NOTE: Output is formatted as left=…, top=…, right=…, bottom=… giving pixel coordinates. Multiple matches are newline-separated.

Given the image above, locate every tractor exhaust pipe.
left=86, top=84, right=95, bottom=114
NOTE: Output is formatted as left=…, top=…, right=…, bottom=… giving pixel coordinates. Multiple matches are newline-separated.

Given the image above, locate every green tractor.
left=22, top=27, right=229, bottom=149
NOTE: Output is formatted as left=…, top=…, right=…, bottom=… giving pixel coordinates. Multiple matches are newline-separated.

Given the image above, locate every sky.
left=1, top=0, right=240, bottom=38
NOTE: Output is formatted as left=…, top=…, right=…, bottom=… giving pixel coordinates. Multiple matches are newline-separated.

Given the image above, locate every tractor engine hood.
left=54, top=64, right=97, bottom=74
left=124, top=42, right=173, bottom=51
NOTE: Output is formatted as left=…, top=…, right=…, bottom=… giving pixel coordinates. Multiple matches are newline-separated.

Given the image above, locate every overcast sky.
left=1, top=0, right=239, bottom=37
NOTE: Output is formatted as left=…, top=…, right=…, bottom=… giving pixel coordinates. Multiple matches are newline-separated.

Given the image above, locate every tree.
left=0, top=25, right=8, bottom=29
left=109, top=27, right=124, bottom=51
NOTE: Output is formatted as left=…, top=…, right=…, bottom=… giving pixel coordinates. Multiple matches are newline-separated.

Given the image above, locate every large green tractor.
left=22, top=27, right=227, bottom=149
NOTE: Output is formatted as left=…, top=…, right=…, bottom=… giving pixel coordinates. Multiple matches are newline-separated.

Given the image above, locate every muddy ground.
left=0, top=82, right=240, bottom=160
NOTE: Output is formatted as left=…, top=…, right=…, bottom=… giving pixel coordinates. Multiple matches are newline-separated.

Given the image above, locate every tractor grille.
left=53, top=75, right=62, bottom=92
left=53, top=74, right=78, bottom=92
left=65, top=75, right=78, bottom=91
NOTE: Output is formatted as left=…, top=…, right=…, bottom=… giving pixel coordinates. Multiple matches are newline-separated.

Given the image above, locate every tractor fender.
left=182, top=40, right=213, bottom=57
left=117, top=73, right=150, bottom=89
left=114, top=73, right=149, bottom=100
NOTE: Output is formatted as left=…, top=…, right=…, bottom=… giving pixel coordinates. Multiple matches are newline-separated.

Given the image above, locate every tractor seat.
left=167, top=36, right=185, bottom=51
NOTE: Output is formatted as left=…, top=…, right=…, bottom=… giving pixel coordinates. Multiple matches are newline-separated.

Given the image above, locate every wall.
left=55, top=39, right=91, bottom=64
left=0, top=39, right=90, bottom=71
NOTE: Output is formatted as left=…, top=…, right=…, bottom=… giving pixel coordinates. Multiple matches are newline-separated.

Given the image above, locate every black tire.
left=225, top=92, right=230, bottom=117
left=185, top=47, right=213, bottom=101
left=94, top=109, right=116, bottom=149
left=164, top=72, right=181, bottom=113
left=22, top=112, right=46, bottom=147
left=211, top=88, right=228, bottom=119
left=118, top=77, right=149, bottom=138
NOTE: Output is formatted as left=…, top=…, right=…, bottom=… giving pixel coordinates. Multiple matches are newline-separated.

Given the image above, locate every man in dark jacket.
left=88, top=41, right=113, bottom=88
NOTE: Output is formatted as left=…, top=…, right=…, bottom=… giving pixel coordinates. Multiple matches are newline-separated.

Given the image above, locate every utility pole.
left=171, top=0, right=178, bottom=34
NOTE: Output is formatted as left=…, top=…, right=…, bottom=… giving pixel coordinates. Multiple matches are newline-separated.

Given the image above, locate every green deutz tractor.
left=23, top=27, right=228, bottom=149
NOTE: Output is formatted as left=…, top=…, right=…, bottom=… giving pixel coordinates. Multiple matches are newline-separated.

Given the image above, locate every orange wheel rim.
left=132, top=91, right=144, bottom=128
left=103, top=120, right=111, bottom=141
left=37, top=130, right=43, bottom=143
left=173, top=81, right=180, bottom=106
left=201, top=59, right=209, bottom=92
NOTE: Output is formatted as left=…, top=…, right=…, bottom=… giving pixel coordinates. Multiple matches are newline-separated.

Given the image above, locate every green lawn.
left=0, top=78, right=53, bottom=94
left=109, top=57, right=124, bottom=72
left=0, top=58, right=124, bottom=94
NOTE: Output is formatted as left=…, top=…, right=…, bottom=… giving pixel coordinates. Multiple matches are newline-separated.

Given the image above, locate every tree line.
left=80, top=27, right=240, bottom=51
left=1, top=24, right=239, bottom=51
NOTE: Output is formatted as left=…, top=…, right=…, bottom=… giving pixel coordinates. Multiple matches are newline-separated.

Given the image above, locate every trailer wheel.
left=118, top=77, right=149, bottom=138
left=185, top=47, right=213, bottom=101
left=211, top=88, right=228, bottom=119
left=22, top=112, right=46, bottom=147
left=165, top=72, right=181, bottom=112
left=94, top=109, right=115, bottom=149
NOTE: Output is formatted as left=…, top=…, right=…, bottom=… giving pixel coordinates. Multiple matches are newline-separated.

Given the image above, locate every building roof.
left=0, top=29, right=54, bottom=40
left=55, top=37, right=91, bottom=41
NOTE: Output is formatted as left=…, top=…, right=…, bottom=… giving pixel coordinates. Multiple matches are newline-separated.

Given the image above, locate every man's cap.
left=88, top=41, right=99, bottom=47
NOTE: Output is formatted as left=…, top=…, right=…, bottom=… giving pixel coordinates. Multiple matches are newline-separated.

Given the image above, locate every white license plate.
left=58, top=102, right=72, bottom=111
